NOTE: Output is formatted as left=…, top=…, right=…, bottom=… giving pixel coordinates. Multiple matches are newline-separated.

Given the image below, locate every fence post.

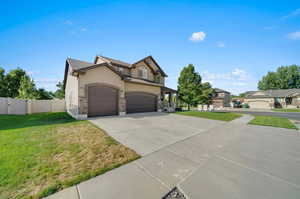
left=27, top=100, right=31, bottom=114
left=7, top=98, right=11, bottom=114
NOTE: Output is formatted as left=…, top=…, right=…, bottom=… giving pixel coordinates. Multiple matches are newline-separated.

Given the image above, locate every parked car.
left=232, top=100, right=243, bottom=108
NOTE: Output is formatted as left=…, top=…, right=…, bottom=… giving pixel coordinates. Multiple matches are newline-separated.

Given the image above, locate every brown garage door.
left=126, top=92, right=157, bottom=113
left=88, top=85, right=118, bottom=117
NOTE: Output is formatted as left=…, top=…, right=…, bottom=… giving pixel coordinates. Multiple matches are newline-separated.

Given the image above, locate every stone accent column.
left=119, top=89, right=126, bottom=115
left=79, top=96, right=88, bottom=115
left=157, top=94, right=162, bottom=112
left=77, top=85, right=88, bottom=119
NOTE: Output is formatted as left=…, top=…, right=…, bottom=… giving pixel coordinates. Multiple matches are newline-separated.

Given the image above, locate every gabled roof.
left=214, top=88, right=230, bottom=93
left=95, top=55, right=131, bottom=68
left=245, top=89, right=300, bottom=98
left=63, top=58, right=123, bottom=89
left=67, top=58, right=94, bottom=71
left=64, top=55, right=168, bottom=89
left=132, top=56, right=168, bottom=77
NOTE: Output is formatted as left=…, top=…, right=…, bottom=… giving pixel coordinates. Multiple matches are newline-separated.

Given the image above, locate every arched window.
left=138, top=67, right=148, bottom=79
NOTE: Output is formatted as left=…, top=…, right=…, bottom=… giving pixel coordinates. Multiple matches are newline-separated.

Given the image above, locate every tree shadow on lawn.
left=0, top=112, right=76, bottom=131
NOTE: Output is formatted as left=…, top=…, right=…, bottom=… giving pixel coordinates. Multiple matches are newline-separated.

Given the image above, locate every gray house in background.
left=212, top=88, right=231, bottom=108
left=244, top=89, right=300, bottom=109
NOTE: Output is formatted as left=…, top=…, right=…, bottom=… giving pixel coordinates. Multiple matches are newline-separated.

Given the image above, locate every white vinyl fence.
left=0, top=97, right=65, bottom=115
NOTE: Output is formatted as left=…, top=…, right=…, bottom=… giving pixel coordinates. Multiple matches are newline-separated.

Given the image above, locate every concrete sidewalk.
left=220, top=108, right=300, bottom=120
left=46, top=115, right=300, bottom=199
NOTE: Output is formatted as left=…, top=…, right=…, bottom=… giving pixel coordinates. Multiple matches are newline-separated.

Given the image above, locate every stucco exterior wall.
left=95, top=57, right=107, bottom=64
left=78, top=66, right=125, bottom=115
left=125, top=82, right=161, bottom=95
left=65, top=69, right=79, bottom=118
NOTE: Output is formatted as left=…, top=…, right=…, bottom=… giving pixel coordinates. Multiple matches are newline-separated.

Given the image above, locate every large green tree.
left=258, top=65, right=300, bottom=90
left=17, top=76, right=38, bottom=99
left=36, top=88, right=54, bottom=100
left=0, top=67, right=6, bottom=97
left=54, top=81, right=65, bottom=99
left=199, top=82, right=214, bottom=106
left=5, top=68, right=28, bottom=98
left=177, top=64, right=202, bottom=110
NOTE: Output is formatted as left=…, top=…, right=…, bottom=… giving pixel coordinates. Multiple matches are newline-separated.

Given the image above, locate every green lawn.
left=175, top=111, right=242, bottom=121
left=272, top=108, right=300, bottom=112
left=248, top=115, right=298, bottom=130
left=0, top=112, right=139, bottom=199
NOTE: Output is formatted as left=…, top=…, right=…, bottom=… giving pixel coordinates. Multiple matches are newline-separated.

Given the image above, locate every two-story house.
left=212, top=88, right=231, bottom=108
left=64, top=55, right=176, bottom=119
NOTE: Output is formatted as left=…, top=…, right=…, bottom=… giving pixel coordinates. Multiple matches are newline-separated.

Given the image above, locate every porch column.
left=168, top=92, right=172, bottom=107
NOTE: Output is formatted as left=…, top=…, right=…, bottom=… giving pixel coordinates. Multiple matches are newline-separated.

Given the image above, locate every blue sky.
left=0, top=0, right=299, bottom=94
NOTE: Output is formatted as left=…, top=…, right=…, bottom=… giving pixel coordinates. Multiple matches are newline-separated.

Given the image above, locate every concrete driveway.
left=89, top=112, right=225, bottom=155
left=47, top=114, right=300, bottom=199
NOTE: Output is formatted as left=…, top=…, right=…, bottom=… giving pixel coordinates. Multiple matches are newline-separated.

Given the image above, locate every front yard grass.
left=248, top=115, right=298, bottom=130
left=0, top=112, right=140, bottom=199
left=175, top=111, right=242, bottom=121
left=272, top=108, right=300, bottom=112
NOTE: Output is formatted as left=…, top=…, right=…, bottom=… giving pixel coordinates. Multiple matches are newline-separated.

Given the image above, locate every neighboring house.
left=244, top=89, right=300, bottom=109
left=63, top=55, right=177, bottom=119
left=212, top=88, right=231, bottom=108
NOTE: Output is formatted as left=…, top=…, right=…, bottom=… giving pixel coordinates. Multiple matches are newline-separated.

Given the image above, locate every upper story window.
left=118, top=67, right=124, bottom=72
left=138, top=67, right=148, bottom=79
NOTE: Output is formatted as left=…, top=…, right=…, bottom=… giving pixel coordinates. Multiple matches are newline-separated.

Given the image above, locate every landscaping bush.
left=242, top=103, right=249, bottom=108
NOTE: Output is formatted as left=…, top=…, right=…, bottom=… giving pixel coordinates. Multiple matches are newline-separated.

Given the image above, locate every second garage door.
left=88, top=85, right=118, bottom=117
left=126, top=92, right=157, bottom=113
left=248, top=100, right=270, bottom=109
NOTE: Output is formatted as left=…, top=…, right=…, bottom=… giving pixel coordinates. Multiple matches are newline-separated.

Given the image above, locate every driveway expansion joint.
left=215, top=154, right=300, bottom=190
left=134, top=161, right=171, bottom=190
left=75, top=185, right=81, bottom=199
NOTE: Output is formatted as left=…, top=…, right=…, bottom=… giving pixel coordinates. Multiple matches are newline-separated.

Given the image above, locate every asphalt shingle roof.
left=214, top=88, right=230, bottom=93
left=245, top=89, right=300, bottom=98
left=98, top=55, right=131, bottom=67
left=67, top=58, right=94, bottom=71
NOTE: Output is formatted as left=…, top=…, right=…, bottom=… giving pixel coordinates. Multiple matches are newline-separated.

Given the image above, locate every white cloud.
left=232, top=82, right=247, bottom=86
left=63, top=20, right=73, bottom=25
left=35, top=78, right=60, bottom=91
left=231, top=68, right=247, bottom=80
left=287, top=31, right=300, bottom=40
left=217, top=42, right=225, bottom=48
left=189, top=32, right=206, bottom=42
left=200, top=68, right=256, bottom=95
left=201, top=68, right=248, bottom=81
left=201, top=70, right=232, bottom=81
left=281, top=8, right=300, bottom=20
left=201, top=68, right=249, bottom=84
left=80, top=27, right=88, bottom=32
